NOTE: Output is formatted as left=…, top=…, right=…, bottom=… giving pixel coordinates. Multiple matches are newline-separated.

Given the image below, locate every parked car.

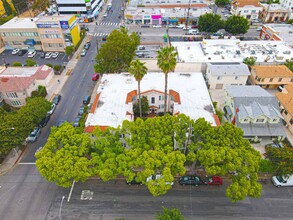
left=265, top=142, right=284, bottom=150
left=78, top=106, right=85, bottom=115
left=136, top=52, right=144, bottom=57
left=84, top=42, right=91, bottom=50
left=57, top=120, right=67, bottom=127
left=137, top=45, right=145, bottom=50
left=153, top=24, right=162, bottom=28
left=27, top=50, right=36, bottom=58
left=202, top=176, right=223, bottom=185
left=18, top=50, right=27, bottom=56
left=102, top=35, right=107, bottom=41
left=52, top=52, right=59, bottom=58
left=176, top=24, right=185, bottom=29
left=183, top=26, right=191, bottom=30
left=92, top=73, right=100, bottom=81
left=103, top=13, right=108, bottom=17
left=126, top=176, right=142, bottom=185
left=179, top=176, right=202, bottom=186
left=39, top=114, right=51, bottom=127
left=188, top=29, right=198, bottom=35
left=256, top=26, right=262, bottom=31
left=48, top=103, right=56, bottom=115
left=272, top=174, right=293, bottom=187
left=146, top=174, right=174, bottom=185
left=83, top=95, right=91, bottom=105
left=52, top=94, right=61, bottom=105
left=26, top=127, right=41, bottom=143
left=168, top=24, right=176, bottom=28
left=12, top=48, right=20, bottom=55
left=39, top=52, right=45, bottom=58
left=80, top=49, right=87, bottom=57
left=45, top=52, right=52, bottom=59
left=73, top=116, right=81, bottom=127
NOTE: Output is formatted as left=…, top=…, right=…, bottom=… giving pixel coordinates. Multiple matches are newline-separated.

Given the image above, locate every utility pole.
left=185, top=0, right=192, bottom=35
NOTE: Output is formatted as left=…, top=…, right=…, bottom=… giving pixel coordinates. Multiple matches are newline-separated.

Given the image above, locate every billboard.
left=36, top=23, right=59, bottom=28
left=60, top=21, right=69, bottom=29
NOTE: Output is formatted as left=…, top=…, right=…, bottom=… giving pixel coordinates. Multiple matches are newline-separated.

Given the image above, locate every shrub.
left=259, top=159, right=275, bottom=173
left=53, top=65, right=61, bottom=71
left=65, top=46, right=74, bottom=56
left=12, top=62, right=22, bottom=66
left=25, top=59, right=36, bottom=67
left=45, top=63, right=53, bottom=68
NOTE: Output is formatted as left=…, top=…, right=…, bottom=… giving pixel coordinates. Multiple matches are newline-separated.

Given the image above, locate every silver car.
left=26, top=127, right=41, bottom=143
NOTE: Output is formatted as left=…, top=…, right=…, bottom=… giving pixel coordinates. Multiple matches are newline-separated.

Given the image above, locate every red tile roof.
left=169, top=89, right=181, bottom=104
left=0, top=65, right=53, bottom=92
left=90, top=93, right=101, bottom=114
left=232, top=0, right=260, bottom=7
left=125, top=90, right=137, bottom=104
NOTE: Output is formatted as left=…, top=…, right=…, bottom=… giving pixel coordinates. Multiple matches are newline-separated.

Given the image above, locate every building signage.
left=151, top=15, right=161, bottom=19
left=143, top=15, right=151, bottom=19
left=60, top=21, right=69, bottom=29
left=37, top=23, right=59, bottom=28
left=45, top=30, right=59, bottom=34
left=126, top=14, right=133, bottom=19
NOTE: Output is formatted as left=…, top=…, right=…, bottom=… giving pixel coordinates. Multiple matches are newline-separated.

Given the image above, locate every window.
left=256, top=119, right=265, bottom=123
left=11, top=100, right=21, bottom=106
left=243, top=118, right=249, bottom=122
left=244, top=10, right=249, bottom=13
left=252, top=10, right=256, bottom=13
left=235, top=76, right=239, bottom=80
left=261, top=78, right=264, bottom=82
left=159, top=96, right=162, bottom=101
left=6, top=92, right=18, bottom=98
left=269, top=78, right=273, bottom=82
left=284, top=110, right=288, bottom=115
left=151, top=97, right=155, bottom=104
left=290, top=118, right=293, bottom=125
left=217, top=76, right=222, bottom=80
left=278, top=78, right=282, bottom=82
left=291, top=78, right=293, bottom=82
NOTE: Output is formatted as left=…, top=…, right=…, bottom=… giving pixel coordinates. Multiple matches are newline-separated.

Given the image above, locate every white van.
left=188, top=29, right=198, bottom=35
left=176, top=24, right=185, bottom=29
left=272, top=175, right=293, bottom=187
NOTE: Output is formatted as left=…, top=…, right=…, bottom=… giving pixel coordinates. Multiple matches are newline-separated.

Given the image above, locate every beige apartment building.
left=250, top=65, right=293, bottom=89
left=260, top=3, right=290, bottom=23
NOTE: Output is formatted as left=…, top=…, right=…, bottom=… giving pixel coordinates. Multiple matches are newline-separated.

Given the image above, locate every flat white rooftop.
left=86, top=72, right=217, bottom=129
left=172, top=39, right=293, bottom=63
left=0, top=17, right=38, bottom=29
left=265, top=24, right=293, bottom=46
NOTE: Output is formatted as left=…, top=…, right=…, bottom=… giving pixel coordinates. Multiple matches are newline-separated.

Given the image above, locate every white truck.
left=272, top=175, right=293, bottom=187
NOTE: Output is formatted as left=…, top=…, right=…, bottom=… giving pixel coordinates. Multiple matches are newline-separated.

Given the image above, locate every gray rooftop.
left=207, top=63, right=250, bottom=76
left=226, top=85, right=272, bottom=98
left=264, top=24, right=293, bottom=46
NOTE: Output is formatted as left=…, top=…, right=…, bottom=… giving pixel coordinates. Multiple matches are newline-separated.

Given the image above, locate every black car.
left=102, top=36, right=107, bottom=41
left=18, top=50, right=27, bottom=56
left=78, top=106, right=85, bottom=115
left=52, top=94, right=61, bottom=105
left=73, top=116, right=81, bottom=127
left=83, top=95, right=91, bottom=105
left=84, top=43, right=90, bottom=50
left=179, top=176, right=202, bottom=186
left=39, top=114, right=51, bottom=127
left=40, top=52, right=45, bottom=58
left=126, top=176, right=142, bottom=185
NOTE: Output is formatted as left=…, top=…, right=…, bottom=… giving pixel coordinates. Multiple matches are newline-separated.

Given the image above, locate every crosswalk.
left=88, top=32, right=110, bottom=37
left=97, top=22, right=119, bottom=26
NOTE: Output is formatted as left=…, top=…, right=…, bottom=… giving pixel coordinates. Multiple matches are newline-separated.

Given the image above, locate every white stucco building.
left=280, top=0, right=293, bottom=19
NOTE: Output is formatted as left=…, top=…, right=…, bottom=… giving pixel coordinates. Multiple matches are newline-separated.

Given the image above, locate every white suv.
left=27, top=50, right=36, bottom=58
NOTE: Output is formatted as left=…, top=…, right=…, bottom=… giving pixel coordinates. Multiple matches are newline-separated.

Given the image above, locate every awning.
left=24, top=39, right=35, bottom=46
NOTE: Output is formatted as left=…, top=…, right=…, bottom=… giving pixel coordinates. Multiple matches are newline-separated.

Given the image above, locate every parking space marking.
left=61, top=53, right=67, bottom=61
left=72, top=96, right=75, bottom=101
left=64, top=109, right=68, bottom=115
left=80, top=190, right=93, bottom=200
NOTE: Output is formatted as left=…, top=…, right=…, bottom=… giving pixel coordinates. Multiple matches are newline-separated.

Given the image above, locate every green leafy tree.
left=156, top=46, right=178, bottom=115
left=11, top=0, right=27, bottom=15
left=225, top=15, right=250, bottom=35
left=243, top=57, right=256, bottom=67
left=25, top=59, right=36, bottom=67
left=215, top=0, right=230, bottom=6
left=94, top=28, right=140, bottom=73
left=198, top=13, right=224, bottom=33
left=65, top=46, right=74, bottom=56
left=287, top=19, right=293, bottom=24
left=156, top=207, right=185, bottom=220
left=1, top=0, right=13, bottom=16
left=129, top=59, right=148, bottom=118
left=12, top=61, right=22, bottom=66
left=284, top=59, right=293, bottom=72
left=265, top=146, right=293, bottom=175
left=133, top=96, right=149, bottom=117
left=31, top=0, right=50, bottom=16
left=36, top=123, right=92, bottom=187
left=259, top=159, right=275, bottom=173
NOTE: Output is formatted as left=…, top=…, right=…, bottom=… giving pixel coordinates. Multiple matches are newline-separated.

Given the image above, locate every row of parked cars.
left=25, top=94, right=61, bottom=143
left=127, top=175, right=223, bottom=186
left=11, top=48, right=60, bottom=59
left=81, top=42, right=91, bottom=57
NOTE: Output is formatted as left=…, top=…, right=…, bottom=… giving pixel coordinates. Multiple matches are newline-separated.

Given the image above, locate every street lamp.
left=58, top=196, right=65, bottom=220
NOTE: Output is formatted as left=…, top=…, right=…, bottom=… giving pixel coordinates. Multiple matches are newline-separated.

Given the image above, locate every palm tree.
left=129, top=59, right=148, bottom=118
left=156, top=46, right=178, bottom=115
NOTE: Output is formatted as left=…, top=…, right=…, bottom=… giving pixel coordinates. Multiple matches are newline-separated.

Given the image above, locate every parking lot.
left=135, top=45, right=161, bottom=59
left=0, top=50, right=69, bottom=67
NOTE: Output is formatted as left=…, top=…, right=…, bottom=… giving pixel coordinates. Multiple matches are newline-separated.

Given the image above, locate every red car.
left=202, top=176, right=223, bottom=185
left=92, top=73, right=100, bottom=81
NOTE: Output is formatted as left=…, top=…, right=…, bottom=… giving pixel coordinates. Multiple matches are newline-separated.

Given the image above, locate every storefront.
left=143, top=15, right=151, bottom=24
left=151, top=15, right=161, bottom=25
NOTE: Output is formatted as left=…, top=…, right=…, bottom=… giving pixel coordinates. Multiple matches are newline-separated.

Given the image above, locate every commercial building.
left=231, top=0, right=263, bottom=21
left=250, top=65, right=293, bottom=89
left=0, top=65, right=54, bottom=107
left=0, top=15, right=80, bottom=52
left=276, top=84, right=293, bottom=135
left=36, top=15, right=80, bottom=52
left=260, top=3, right=290, bottom=23
left=260, top=24, right=293, bottom=47
left=129, top=0, right=208, bottom=8
left=85, top=72, right=219, bottom=132
left=56, top=0, right=104, bottom=20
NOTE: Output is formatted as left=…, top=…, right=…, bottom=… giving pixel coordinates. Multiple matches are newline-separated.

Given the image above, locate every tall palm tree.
left=156, top=46, right=178, bottom=115
left=129, top=59, right=148, bottom=118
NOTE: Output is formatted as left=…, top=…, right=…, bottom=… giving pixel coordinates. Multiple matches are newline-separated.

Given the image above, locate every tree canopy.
left=243, top=57, right=256, bottom=66
left=36, top=114, right=262, bottom=202
left=94, top=28, right=140, bottom=73
left=225, top=15, right=250, bottom=35
left=156, top=207, right=185, bottom=220
left=215, top=0, right=230, bottom=6
left=285, top=59, right=293, bottom=72
left=31, top=0, right=50, bottom=16
left=198, top=13, right=224, bottom=33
